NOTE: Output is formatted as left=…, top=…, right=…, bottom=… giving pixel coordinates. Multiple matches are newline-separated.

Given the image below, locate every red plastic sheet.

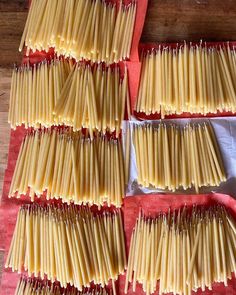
left=129, top=0, right=148, bottom=63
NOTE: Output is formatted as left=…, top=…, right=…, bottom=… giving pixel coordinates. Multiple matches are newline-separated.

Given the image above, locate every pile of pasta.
left=15, top=277, right=110, bottom=295
left=6, top=204, right=126, bottom=292
left=125, top=205, right=236, bottom=295
left=20, top=0, right=137, bottom=63
left=54, top=63, right=129, bottom=135
left=9, top=128, right=125, bottom=207
left=132, top=122, right=226, bottom=193
left=8, top=59, right=72, bottom=129
left=136, top=43, right=236, bottom=118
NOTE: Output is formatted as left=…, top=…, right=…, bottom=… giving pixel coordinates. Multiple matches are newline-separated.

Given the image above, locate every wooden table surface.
left=0, top=0, right=236, bottom=289
left=1, top=0, right=236, bottom=68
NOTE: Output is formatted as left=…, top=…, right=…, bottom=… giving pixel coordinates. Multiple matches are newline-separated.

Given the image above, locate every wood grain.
left=0, top=68, right=11, bottom=200
left=0, top=0, right=28, bottom=12
left=0, top=0, right=236, bottom=67
left=142, top=0, right=236, bottom=43
left=0, top=12, right=27, bottom=67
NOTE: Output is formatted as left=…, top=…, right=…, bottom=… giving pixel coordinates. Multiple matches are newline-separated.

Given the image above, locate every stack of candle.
left=6, top=205, right=126, bottom=291
left=54, top=63, right=129, bottom=135
left=125, top=205, right=236, bottom=295
left=136, top=43, right=236, bottom=118
left=15, top=276, right=111, bottom=295
left=19, top=0, right=137, bottom=63
left=9, top=61, right=129, bottom=135
left=132, top=122, right=226, bottom=193
left=8, top=59, right=73, bottom=129
left=9, top=128, right=125, bottom=207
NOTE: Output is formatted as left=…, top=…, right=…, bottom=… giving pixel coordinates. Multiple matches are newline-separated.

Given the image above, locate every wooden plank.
left=0, top=68, right=12, bottom=112
left=0, top=68, right=11, bottom=200
left=0, top=0, right=28, bottom=12
left=1, top=1, right=236, bottom=67
left=0, top=12, right=27, bottom=67
left=141, top=0, right=236, bottom=42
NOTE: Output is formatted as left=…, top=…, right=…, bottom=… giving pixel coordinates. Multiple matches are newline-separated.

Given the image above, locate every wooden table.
left=1, top=0, right=236, bottom=68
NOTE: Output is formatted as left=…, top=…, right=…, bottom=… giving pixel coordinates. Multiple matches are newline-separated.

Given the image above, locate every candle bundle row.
left=132, top=122, right=226, bottom=193
left=8, top=59, right=72, bottom=129
left=136, top=44, right=236, bottom=118
left=8, top=61, right=129, bottom=135
left=125, top=205, right=236, bottom=295
left=54, top=64, right=129, bottom=135
left=15, top=277, right=111, bottom=295
left=6, top=205, right=126, bottom=291
left=9, top=129, right=125, bottom=207
left=20, top=0, right=137, bottom=63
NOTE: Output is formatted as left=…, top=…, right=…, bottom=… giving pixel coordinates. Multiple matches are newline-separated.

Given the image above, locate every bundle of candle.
left=124, top=124, right=131, bottom=185
left=125, top=205, right=236, bottom=295
left=9, top=128, right=125, bottom=207
left=15, top=276, right=111, bottom=295
left=54, top=64, right=129, bottom=135
left=6, top=205, right=126, bottom=291
left=19, top=0, right=137, bottom=63
left=135, top=43, right=236, bottom=118
left=132, top=122, right=226, bottom=193
left=8, top=59, right=73, bottom=129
